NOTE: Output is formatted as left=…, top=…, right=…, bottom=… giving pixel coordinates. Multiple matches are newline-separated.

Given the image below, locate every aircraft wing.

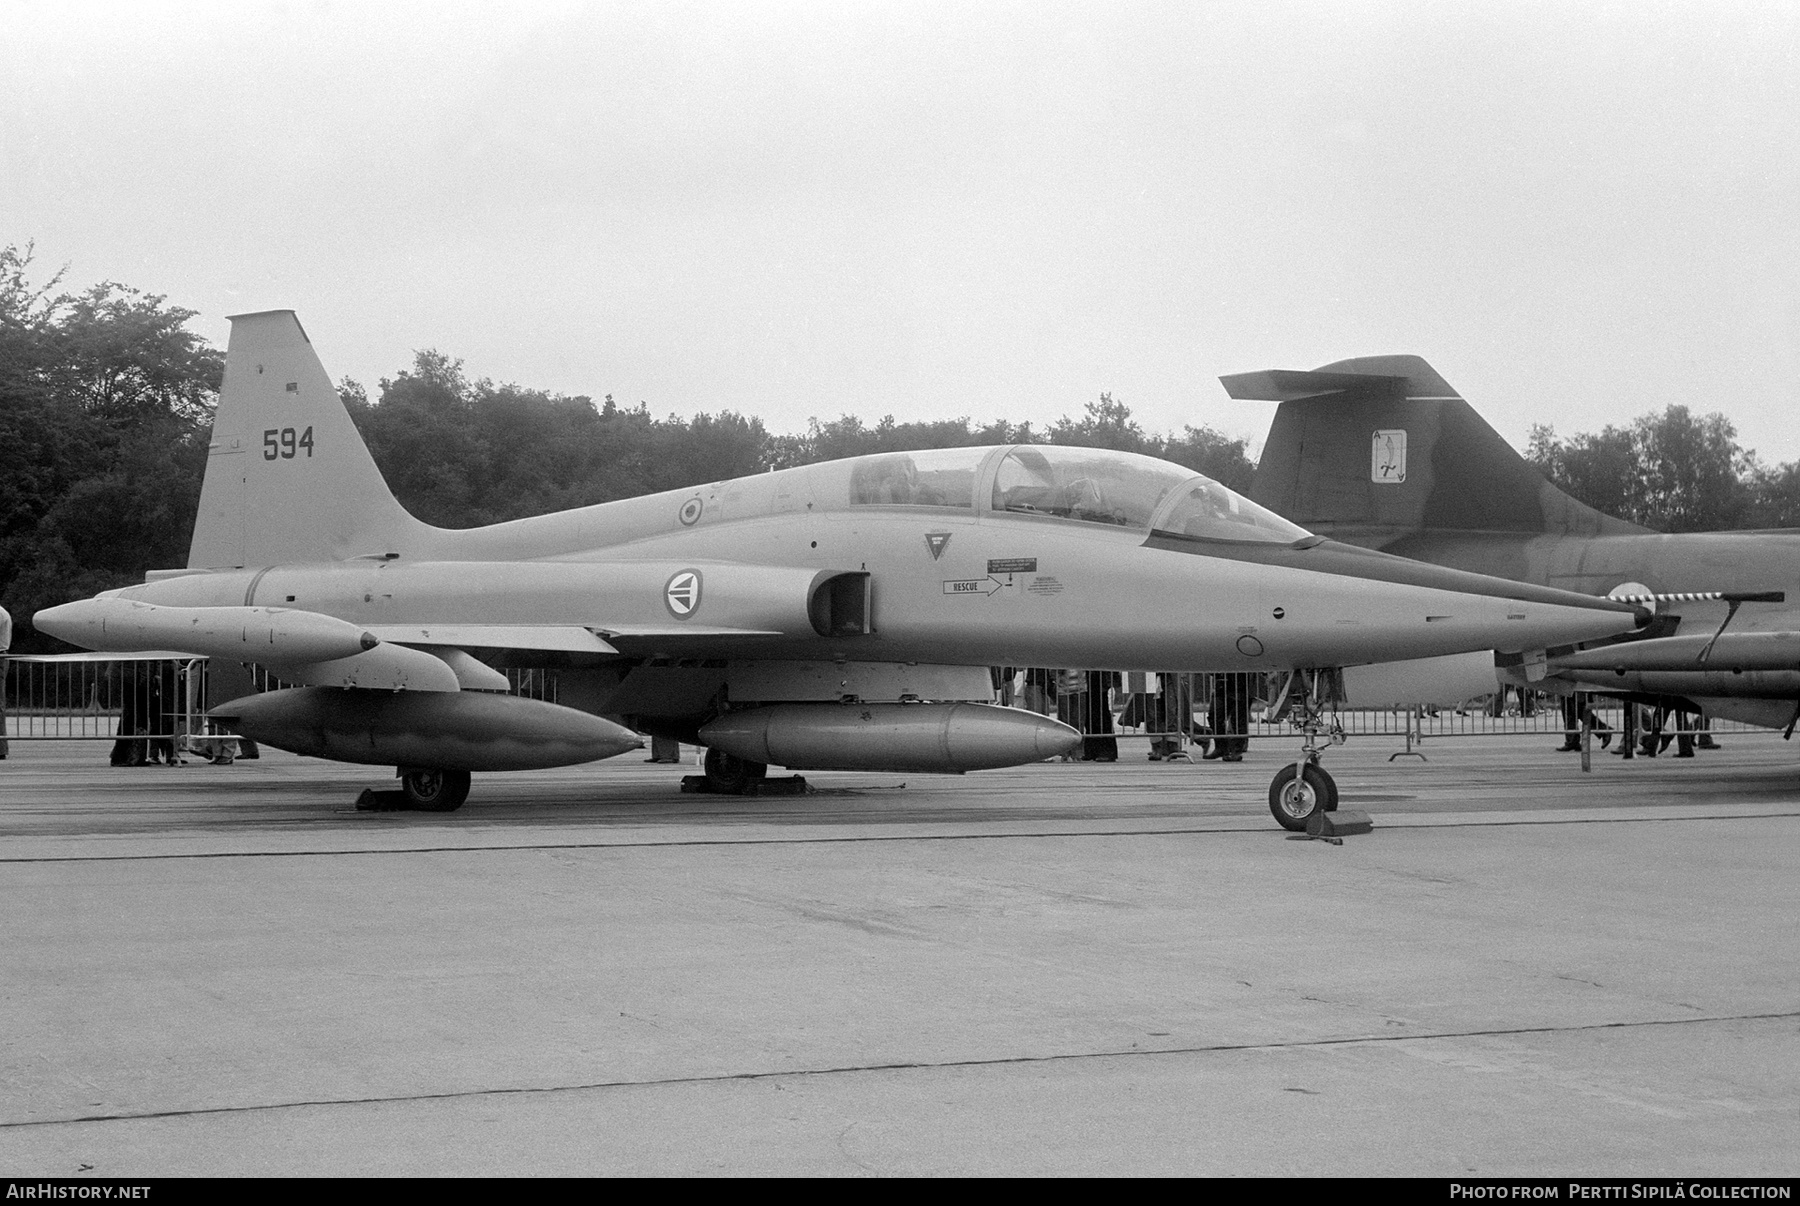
left=591, top=624, right=783, bottom=639
left=363, top=625, right=621, bottom=654
left=370, top=622, right=789, bottom=657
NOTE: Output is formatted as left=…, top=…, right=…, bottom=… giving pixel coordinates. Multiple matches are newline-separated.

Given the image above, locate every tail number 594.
left=263, top=427, right=315, bottom=460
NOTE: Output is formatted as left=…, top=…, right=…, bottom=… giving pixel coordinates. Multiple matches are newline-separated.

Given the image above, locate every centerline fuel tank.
left=698, top=702, right=1080, bottom=774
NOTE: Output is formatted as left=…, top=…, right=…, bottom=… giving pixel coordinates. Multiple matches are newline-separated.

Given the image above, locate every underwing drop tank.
left=211, top=688, right=644, bottom=771
left=698, top=702, right=1081, bottom=773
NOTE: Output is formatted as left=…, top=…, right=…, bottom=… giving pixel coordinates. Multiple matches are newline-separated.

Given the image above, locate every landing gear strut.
left=1263, top=669, right=1345, bottom=832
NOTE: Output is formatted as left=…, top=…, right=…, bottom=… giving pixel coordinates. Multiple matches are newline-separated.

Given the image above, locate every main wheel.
left=1268, top=762, right=1337, bottom=831
left=400, top=768, right=471, bottom=812
left=703, top=748, right=769, bottom=794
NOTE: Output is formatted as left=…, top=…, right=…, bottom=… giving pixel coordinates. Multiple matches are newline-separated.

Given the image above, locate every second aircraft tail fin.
left=1232, top=354, right=1648, bottom=544
left=188, top=311, right=435, bottom=569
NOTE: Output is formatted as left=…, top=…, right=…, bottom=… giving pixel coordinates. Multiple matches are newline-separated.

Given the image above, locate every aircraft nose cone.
left=1034, top=716, right=1083, bottom=760
left=30, top=600, right=87, bottom=643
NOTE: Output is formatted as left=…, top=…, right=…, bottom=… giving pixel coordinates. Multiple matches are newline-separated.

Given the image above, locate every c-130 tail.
left=1231, top=355, right=1647, bottom=550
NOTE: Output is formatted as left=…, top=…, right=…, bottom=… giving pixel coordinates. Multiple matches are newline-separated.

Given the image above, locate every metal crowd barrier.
left=1001, top=670, right=1769, bottom=758
left=3, top=658, right=1766, bottom=759
left=0, top=657, right=562, bottom=752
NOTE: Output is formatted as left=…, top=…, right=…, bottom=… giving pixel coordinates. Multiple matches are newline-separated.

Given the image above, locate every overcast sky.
left=3, top=0, right=1797, bottom=464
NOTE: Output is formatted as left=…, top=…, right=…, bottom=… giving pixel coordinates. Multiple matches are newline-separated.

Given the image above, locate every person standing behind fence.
left=148, top=660, right=180, bottom=765
left=1668, top=705, right=1697, bottom=758
left=110, top=662, right=145, bottom=766
left=1205, top=672, right=1254, bottom=762
left=1147, top=673, right=1197, bottom=761
left=1022, top=667, right=1057, bottom=716
left=1081, top=670, right=1120, bottom=762
left=1696, top=715, right=1720, bottom=750
left=204, top=657, right=261, bottom=759
left=1557, top=693, right=1612, bottom=752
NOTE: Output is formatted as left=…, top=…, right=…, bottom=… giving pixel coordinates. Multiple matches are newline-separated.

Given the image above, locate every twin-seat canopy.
left=839, top=445, right=1311, bottom=545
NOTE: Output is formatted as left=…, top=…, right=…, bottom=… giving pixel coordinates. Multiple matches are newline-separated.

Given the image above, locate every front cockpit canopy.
left=1154, top=477, right=1313, bottom=545
left=992, top=446, right=1191, bottom=528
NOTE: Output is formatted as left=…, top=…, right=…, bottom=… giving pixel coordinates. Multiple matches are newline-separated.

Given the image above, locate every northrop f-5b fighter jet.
left=34, top=312, right=1646, bottom=828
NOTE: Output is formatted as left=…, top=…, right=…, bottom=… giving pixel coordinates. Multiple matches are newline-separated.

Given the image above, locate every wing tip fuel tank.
left=33, top=598, right=380, bottom=663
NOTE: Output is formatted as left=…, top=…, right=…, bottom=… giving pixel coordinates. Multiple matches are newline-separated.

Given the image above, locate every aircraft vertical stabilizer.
left=1231, top=355, right=1649, bottom=545
left=189, top=311, right=433, bottom=568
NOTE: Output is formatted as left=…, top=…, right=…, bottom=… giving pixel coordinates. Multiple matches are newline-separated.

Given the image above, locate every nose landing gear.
left=1263, top=669, right=1345, bottom=832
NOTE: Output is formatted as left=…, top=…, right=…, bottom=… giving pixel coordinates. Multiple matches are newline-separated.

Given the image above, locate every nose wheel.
left=1269, top=760, right=1337, bottom=831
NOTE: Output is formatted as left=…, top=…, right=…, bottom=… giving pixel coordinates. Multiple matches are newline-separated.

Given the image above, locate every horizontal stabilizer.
left=1219, top=369, right=1413, bottom=402
left=1223, top=355, right=1463, bottom=404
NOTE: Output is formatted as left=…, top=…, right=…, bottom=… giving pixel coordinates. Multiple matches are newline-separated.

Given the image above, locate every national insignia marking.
left=665, top=569, right=702, bottom=618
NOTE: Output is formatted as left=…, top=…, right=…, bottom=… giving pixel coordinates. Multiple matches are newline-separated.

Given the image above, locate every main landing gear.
left=355, top=767, right=471, bottom=812
left=399, top=767, right=471, bottom=812
left=702, top=747, right=768, bottom=794
left=1263, top=669, right=1345, bottom=832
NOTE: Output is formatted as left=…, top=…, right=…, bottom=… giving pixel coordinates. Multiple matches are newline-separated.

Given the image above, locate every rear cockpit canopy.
left=826, top=444, right=1313, bottom=545
left=848, top=448, right=980, bottom=509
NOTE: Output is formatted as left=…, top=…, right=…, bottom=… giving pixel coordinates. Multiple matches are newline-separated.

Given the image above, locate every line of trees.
left=347, top=353, right=1258, bottom=531
left=1, top=246, right=220, bottom=653
left=5, top=243, right=1800, bottom=655
left=1527, top=409, right=1800, bottom=532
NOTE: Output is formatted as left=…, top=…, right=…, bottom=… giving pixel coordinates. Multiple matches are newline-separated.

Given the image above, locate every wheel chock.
left=748, top=776, right=809, bottom=796
left=354, top=788, right=410, bottom=812
left=1306, top=808, right=1373, bottom=838
left=680, top=774, right=809, bottom=795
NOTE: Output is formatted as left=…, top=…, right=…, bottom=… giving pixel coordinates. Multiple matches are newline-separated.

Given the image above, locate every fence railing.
left=2, top=658, right=1764, bottom=756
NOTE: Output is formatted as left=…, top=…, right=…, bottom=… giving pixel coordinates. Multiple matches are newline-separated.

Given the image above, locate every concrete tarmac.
left=0, top=733, right=1796, bottom=1176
